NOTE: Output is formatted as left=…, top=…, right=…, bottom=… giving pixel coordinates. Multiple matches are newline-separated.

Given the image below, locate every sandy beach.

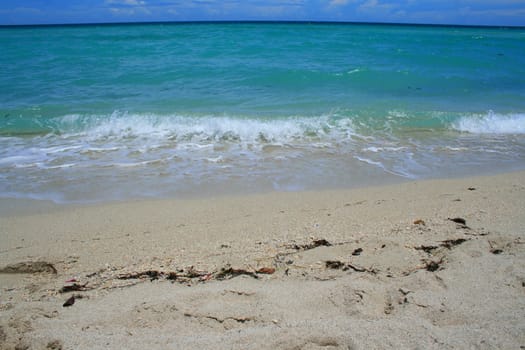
left=1, top=171, right=524, bottom=349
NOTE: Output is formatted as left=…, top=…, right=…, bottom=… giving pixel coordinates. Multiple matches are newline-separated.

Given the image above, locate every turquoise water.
left=1, top=22, right=524, bottom=202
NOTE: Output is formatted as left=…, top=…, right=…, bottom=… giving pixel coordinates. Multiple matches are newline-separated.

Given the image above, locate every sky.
left=0, top=0, right=524, bottom=26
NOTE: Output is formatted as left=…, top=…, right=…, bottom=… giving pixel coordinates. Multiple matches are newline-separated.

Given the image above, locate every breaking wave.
left=451, top=111, right=525, bottom=134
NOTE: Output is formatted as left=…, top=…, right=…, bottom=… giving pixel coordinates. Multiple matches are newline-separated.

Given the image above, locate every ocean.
left=1, top=22, right=524, bottom=203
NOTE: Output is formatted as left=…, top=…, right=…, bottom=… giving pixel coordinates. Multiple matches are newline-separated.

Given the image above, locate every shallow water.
left=1, top=23, right=524, bottom=202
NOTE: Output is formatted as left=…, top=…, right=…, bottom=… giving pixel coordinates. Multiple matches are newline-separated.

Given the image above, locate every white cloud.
left=359, top=0, right=378, bottom=9
left=106, top=0, right=151, bottom=17
left=330, top=0, right=350, bottom=6
left=106, top=0, right=146, bottom=6
left=358, top=0, right=397, bottom=15
left=109, top=6, right=151, bottom=15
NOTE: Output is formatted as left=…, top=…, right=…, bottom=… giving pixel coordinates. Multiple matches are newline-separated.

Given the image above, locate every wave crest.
left=451, top=112, right=525, bottom=134
left=53, top=112, right=357, bottom=145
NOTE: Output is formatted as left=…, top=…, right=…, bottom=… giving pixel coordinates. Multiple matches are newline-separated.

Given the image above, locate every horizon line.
left=1, top=19, right=524, bottom=29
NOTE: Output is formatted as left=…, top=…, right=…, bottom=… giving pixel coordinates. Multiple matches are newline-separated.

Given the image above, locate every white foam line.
left=354, top=156, right=415, bottom=178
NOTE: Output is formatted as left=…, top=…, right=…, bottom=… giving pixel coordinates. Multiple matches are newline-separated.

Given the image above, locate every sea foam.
left=54, top=112, right=357, bottom=146
left=452, top=112, right=525, bottom=134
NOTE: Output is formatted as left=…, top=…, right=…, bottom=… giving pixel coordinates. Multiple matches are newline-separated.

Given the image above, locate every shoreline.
left=1, top=167, right=524, bottom=214
left=1, top=170, right=524, bottom=349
